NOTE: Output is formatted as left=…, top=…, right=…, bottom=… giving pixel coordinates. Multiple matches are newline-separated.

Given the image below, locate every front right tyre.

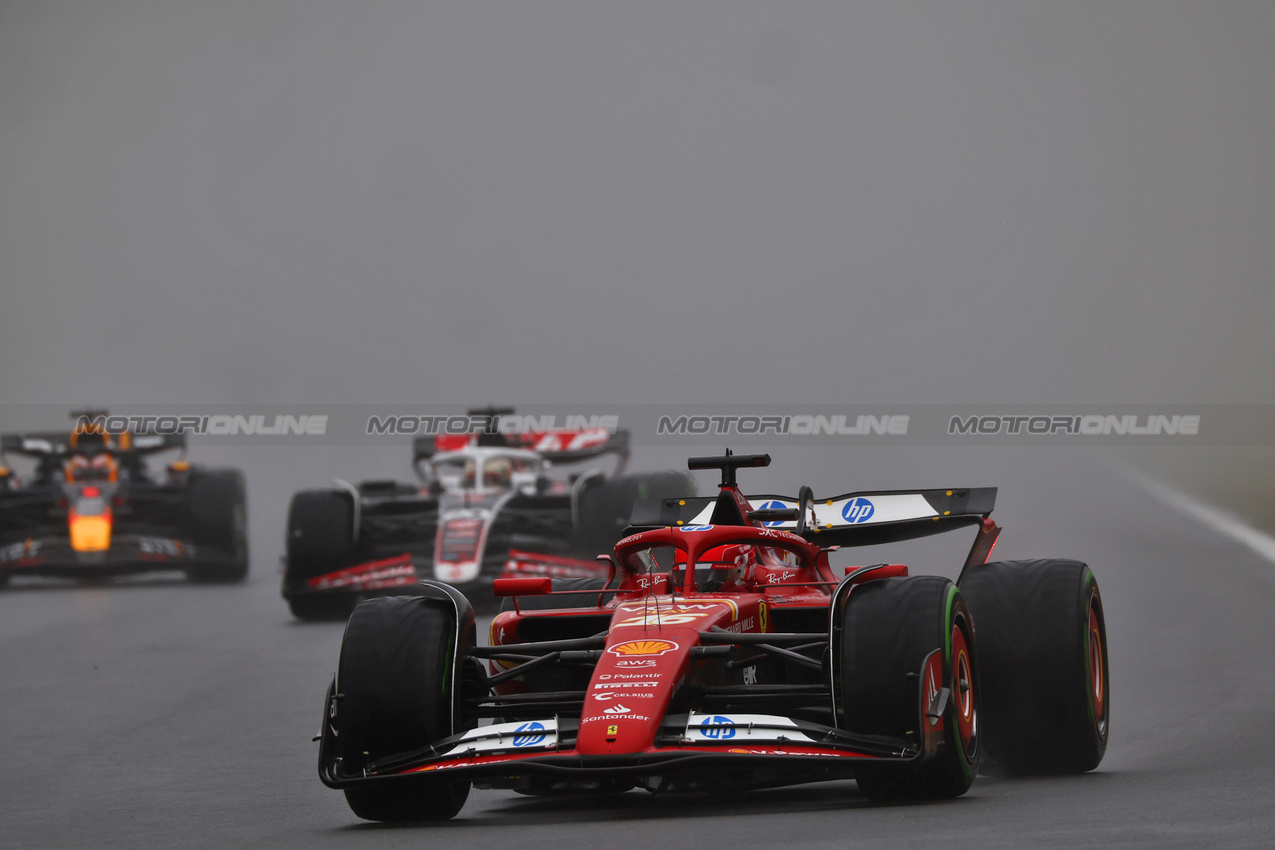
left=335, top=595, right=471, bottom=822
left=283, top=489, right=356, bottom=620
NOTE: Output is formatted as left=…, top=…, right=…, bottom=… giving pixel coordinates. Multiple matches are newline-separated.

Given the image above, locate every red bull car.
left=0, top=412, right=247, bottom=585
left=314, top=451, right=1109, bottom=821
left=282, top=408, right=691, bottom=619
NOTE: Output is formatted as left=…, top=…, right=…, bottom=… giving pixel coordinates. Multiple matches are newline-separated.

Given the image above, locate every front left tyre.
left=839, top=575, right=980, bottom=801
left=336, top=595, right=472, bottom=822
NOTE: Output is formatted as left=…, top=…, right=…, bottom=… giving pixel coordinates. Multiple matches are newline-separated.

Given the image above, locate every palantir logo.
left=841, top=497, right=875, bottom=524
left=757, top=501, right=788, bottom=527
left=513, top=721, right=547, bottom=747
left=699, top=716, right=736, bottom=740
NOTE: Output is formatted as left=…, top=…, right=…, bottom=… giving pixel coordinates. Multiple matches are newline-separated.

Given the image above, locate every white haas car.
left=282, top=409, right=691, bottom=619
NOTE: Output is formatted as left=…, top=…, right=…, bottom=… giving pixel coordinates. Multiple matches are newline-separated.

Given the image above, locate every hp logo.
left=699, top=716, right=736, bottom=740
left=513, top=721, right=547, bottom=747
left=841, top=497, right=875, bottom=524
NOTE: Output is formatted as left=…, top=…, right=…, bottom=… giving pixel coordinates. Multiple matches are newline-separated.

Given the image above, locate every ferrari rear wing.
left=631, top=487, right=997, bottom=547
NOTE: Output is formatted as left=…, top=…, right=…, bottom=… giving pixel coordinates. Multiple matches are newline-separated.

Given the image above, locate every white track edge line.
left=1123, top=468, right=1275, bottom=564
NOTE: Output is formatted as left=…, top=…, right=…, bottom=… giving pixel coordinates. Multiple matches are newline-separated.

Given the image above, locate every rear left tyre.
left=336, top=595, right=472, bottom=822
left=574, top=472, right=693, bottom=555
left=959, top=559, right=1108, bottom=775
left=186, top=469, right=249, bottom=583
left=840, top=576, right=979, bottom=801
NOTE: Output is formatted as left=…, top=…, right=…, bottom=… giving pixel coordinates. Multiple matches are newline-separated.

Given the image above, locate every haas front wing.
left=290, top=492, right=606, bottom=604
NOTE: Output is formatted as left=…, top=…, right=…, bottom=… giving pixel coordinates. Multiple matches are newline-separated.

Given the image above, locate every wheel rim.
left=1088, top=597, right=1108, bottom=738
left=951, top=617, right=977, bottom=759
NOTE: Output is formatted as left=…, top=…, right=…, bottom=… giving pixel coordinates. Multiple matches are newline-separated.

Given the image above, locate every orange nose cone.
left=70, top=514, right=112, bottom=552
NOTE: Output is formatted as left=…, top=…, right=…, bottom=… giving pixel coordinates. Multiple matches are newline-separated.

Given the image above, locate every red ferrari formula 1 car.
left=315, top=451, right=1109, bottom=821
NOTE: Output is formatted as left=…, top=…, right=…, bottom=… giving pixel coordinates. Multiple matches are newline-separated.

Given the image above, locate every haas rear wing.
left=415, top=429, right=630, bottom=467
left=633, top=487, right=997, bottom=548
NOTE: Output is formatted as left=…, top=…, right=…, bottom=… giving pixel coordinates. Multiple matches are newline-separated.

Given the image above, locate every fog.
left=3, top=2, right=1273, bottom=408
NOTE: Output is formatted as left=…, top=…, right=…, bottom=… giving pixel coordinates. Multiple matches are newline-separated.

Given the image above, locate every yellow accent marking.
left=676, top=520, right=684, bottom=526
left=946, top=490, right=953, bottom=496
left=932, top=517, right=940, bottom=522
left=678, top=500, right=685, bottom=506
left=826, top=500, right=834, bottom=506
left=944, top=511, right=951, bottom=516
left=69, top=516, right=111, bottom=552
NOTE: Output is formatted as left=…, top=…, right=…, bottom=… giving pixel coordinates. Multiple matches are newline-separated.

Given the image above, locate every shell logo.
left=607, top=639, right=680, bottom=657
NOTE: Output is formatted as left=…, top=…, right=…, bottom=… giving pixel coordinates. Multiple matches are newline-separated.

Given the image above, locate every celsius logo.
left=513, top=721, right=548, bottom=747
left=680, top=525, right=714, bottom=532
left=757, top=501, right=788, bottom=527
left=699, top=716, right=736, bottom=740
left=841, top=497, right=875, bottom=524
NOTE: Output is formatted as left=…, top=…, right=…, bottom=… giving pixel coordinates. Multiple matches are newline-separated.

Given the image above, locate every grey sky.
left=2, top=2, right=1272, bottom=405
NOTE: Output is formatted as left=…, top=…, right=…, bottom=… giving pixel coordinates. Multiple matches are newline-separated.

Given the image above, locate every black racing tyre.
left=959, top=559, right=1108, bottom=775
left=498, top=576, right=612, bottom=613
left=575, top=472, right=693, bottom=555
left=187, top=469, right=249, bottom=583
left=336, top=596, right=471, bottom=822
left=283, top=490, right=356, bottom=618
left=841, top=576, right=979, bottom=801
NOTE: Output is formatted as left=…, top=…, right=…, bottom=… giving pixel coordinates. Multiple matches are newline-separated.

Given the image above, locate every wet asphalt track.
left=4, top=447, right=1275, bottom=849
